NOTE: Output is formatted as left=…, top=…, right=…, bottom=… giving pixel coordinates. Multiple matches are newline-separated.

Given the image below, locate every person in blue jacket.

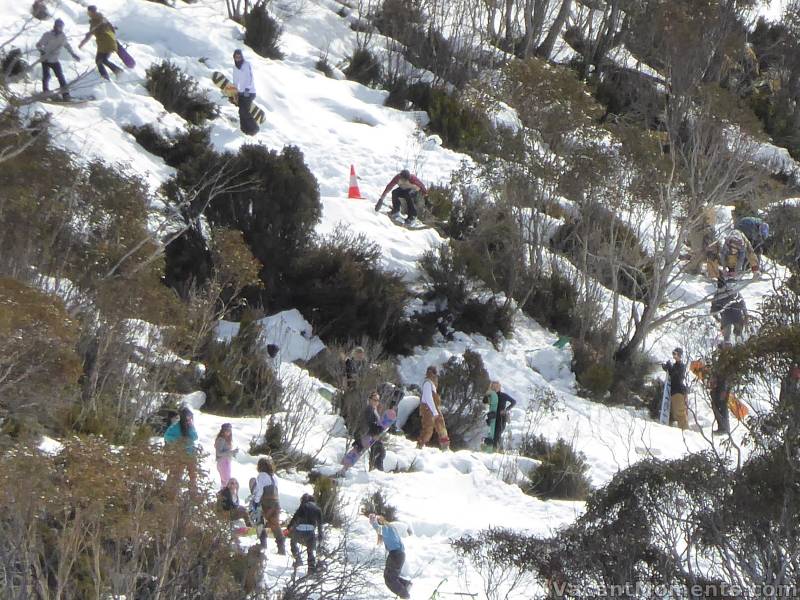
left=164, top=406, right=199, bottom=490
left=370, top=514, right=412, bottom=599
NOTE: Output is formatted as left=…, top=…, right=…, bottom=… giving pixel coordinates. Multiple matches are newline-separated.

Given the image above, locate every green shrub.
left=311, top=474, right=344, bottom=527
left=437, top=350, right=491, bottom=449
left=145, top=61, right=218, bottom=125
left=315, top=57, right=333, bottom=77
left=284, top=230, right=411, bottom=345
left=1, top=48, right=26, bottom=79
left=524, top=438, right=591, bottom=501
left=360, top=488, right=398, bottom=521
left=344, top=48, right=382, bottom=86
left=245, top=5, right=283, bottom=59
left=765, top=203, right=800, bottom=271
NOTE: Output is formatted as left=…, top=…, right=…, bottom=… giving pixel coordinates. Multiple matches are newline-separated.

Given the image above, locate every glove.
left=661, top=361, right=670, bottom=371
left=374, top=198, right=384, bottom=212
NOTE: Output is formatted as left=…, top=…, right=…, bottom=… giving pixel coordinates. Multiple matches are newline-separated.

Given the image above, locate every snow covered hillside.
left=2, top=0, right=796, bottom=598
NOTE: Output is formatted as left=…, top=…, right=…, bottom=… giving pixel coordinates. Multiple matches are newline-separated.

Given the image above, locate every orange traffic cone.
left=347, top=164, right=363, bottom=199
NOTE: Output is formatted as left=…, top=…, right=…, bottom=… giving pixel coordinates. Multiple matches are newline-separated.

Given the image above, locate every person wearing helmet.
left=374, top=169, right=428, bottom=225
left=287, top=493, right=323, bottom=572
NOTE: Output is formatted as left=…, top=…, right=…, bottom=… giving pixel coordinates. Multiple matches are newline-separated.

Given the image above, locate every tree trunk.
left=536, top=0, right=573, bottom=59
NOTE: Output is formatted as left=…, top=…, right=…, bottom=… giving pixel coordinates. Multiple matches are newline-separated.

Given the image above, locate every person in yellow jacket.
left=79, top=5, right=122, bottom=80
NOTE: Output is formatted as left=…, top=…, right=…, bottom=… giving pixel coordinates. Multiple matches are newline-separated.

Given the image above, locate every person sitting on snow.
left=374, top=169, right=428, bottom=225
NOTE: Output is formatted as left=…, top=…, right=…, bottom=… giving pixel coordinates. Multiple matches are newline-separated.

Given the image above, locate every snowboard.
left=41, top=95, right=95, bottom=106
left=211, top=71, right=267, bottom=125
left=658, top=380, right=671, bottom=425
left=481, top=393, right=499, bottom=452
left=339, top=409, right=397, bottom=473
left=116, top=44, right=135, bottom=68
left=379, top=209, right=432, bottom=230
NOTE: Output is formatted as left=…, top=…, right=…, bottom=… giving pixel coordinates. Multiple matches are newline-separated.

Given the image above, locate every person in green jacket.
left=164, top=406, right=199, bottom=491
left=482, top=382, right=499, bottom=451
left=79, top=5, right=122, bottom=80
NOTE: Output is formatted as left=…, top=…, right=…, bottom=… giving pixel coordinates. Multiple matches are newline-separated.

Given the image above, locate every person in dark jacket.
left=493, top=382, right=517, bottom=449
left=711, top=276, right=748, bottom=344
left=344, top=347, right=366, bottom=389
left=662, top=347, right=688, bottom=430
left=374, top=169, right=428, bottom=225
left=736, top=216, right=769, bottom=257
left=218, top=478, right=253, bottom=526
left=287, top=493, right=323, bottom=572
left=353, top=391, right=386, bottom=471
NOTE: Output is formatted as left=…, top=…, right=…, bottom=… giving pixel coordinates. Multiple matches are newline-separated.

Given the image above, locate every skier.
left=736, top=216, right=770, bottom=257
left=493, top=381, right=517, bottom=449
left=352, top=391, right=386, bottom=471
left=218, top=478, right=253, bottom=526
left=719, top=229, right=759, bottom=276
left=163, top=406, right=199, bottom=490
left=232, top=49, right=259, bottom=136
left=251, top=457, right=286, bottom=554
left=344, top=346, right=366, bottom=390
left=416, top=365, right=450, bottom=450
left=661, top=348, right=688, bottom=430
left=214, top=423, right=238, bottom=489
left=711, top=276, right=748, bottom=344
left=78, top=6, right=122, bottom=80
left=36, top=18, right=80, bottom=100
left=287, top=493, right=323, bottom=573
left=374, top=169, right=428, bottom=225
left=369, top=514, right=412, bottom=599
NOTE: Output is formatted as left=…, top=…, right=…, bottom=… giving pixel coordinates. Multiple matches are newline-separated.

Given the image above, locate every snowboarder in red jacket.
left=374, top=169, right=428, bottom=225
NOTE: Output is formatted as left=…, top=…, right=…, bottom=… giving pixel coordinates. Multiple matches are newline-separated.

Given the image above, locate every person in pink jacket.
left=374, top=169, right=428, bottom=225
left=214, top=423, right=238, bottom=489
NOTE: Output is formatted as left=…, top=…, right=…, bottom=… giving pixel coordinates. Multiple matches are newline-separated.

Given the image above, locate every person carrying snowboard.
left=79, top=6, right=122, bottom=80
left=493, top=381, right=517, bottom=449
left=719, top=229, right=759, bottom=276
left=374, top=169, right=428, bottom=226
left=662, top=348, right=688, bottom=430
left=287, top=493, right=323, bottom=573
left=36, top=18, right=80, bottom=100
left=417, top=365, right=450, bottom=450
left=251, top=457, right=286, bottom=554
left=482, top=382, right=499, bottom=451
left=352, top=391, right=386, bottom=471
left=711, top=276, right=748, bottom=344
left=214, top=423, right=238, bottom=489
left=369, top=514, right=412, bottom=599
left=232, top=49, right=259, bottom=136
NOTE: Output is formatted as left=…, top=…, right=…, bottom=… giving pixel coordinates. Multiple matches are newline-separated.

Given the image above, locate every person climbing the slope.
left=719, top=229, right=759, bottom=276
left=374, top=169, right=428, bottom=225
left=163, top=406, right=199, bottom=491
left=662, top=348, right=689, bottom=430
left=78, top=6, right=122, bottom=80
left=344, top=346, right=366, bottom=390
left=416, top=365, right=450, bottom=450
left=711, top=276, right=748, bottom=344
left=493, top=381, right=517, bottom=449
left=369, top=514, right=412, bottom=599
left=36, top=18, right=80, bottom=100
left=214, top=422, right=238, bottom=489
left=287, top=493, right=323, bottom=573
left=352, top=391, right=386, bottom=471
left=251, top=457, right=286, bottom=554
left=232, top=49, right=259, bottom=136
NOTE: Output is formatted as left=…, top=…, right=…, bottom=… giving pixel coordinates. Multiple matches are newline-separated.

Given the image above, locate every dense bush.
left=145, top=61, right=218, bottom=125
left=437, top=350, right=491, bottom=449
left=523, top=438, right=591, bottom=501
left=311, top=474, right=344, bottom=527
left=0, top=48, right=26, bottom=79
left=244, top=5, right=283, bottom=59
left=765, top=203, right=800, bottom=271
left=360, top=488, right=398, bottom=521
left=315, top=57, right=333, bottom=77
left=344, top=48, right=382, bottom=86
left=0, top=438, right=252, bottom=599
left=285, top=230, right=411, bottom=344
left=200, top=310, right=281, bottom=415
